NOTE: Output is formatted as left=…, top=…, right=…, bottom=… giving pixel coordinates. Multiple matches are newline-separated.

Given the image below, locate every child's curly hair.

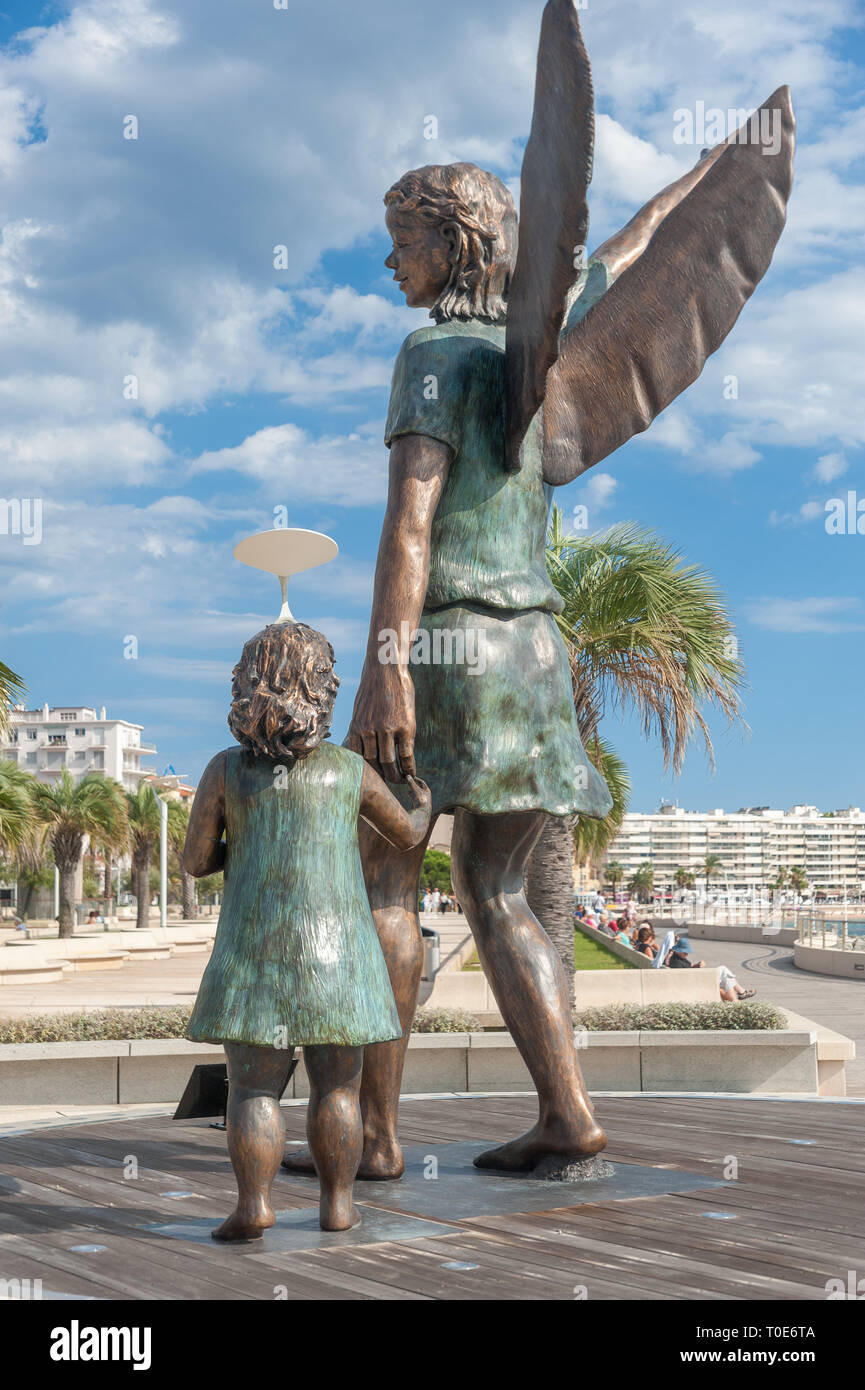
left=385, top=163, right=517, bottom=324
left=228, top=622, right=340, bottom=763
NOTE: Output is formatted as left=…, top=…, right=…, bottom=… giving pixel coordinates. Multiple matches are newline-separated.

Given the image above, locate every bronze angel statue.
left=283, top=0, right=795, bottom=1180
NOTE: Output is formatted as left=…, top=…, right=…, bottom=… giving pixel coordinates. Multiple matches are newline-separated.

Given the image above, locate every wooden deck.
left=0, top=1094, right=862, bottom=1301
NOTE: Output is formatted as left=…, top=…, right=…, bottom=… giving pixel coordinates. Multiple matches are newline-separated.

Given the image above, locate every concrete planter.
left=794, top=941, right=865, bottom=980
left=685, top=921, right=798, bottom=947
left=0, top=1020, right=847, bottom=1107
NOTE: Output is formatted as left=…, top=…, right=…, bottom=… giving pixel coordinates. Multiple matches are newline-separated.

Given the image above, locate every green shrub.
left=0, top=1007, right=193, bottom=1044
left=573, top=1001, right=785, bottom=1032
left=411, top=1006, right=480, bottom=1034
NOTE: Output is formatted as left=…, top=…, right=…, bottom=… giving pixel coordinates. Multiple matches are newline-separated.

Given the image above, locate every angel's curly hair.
left=385, top=163, right=517, bottom=324
left=227, top=622, right=339, bottom=764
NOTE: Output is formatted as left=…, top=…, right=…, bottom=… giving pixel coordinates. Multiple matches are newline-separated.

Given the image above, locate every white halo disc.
left=233, top=528, right=338, bottom=578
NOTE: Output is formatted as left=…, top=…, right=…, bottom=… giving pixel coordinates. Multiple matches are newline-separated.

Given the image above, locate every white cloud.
left=191, top=423, right=388, bottom=506
left=745, top=596, right=865, bottom=633
left=813, top=452, right=849, bottom=483
left=580, top=471, right=618, bottom=510
left=768, top=501, right=824, bottom=527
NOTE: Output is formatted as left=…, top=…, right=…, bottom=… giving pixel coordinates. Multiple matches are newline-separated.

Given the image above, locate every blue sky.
left=0, top=0, right=863, bottom=813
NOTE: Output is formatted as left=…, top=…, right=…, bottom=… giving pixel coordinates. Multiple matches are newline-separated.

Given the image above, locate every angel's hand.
left=347, top=664, right=416, bottom=782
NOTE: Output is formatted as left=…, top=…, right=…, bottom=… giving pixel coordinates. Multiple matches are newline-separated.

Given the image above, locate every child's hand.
left=405, top=775, right=432, bottom=814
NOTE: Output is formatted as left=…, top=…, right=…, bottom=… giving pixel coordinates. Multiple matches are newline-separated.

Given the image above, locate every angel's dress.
left=381, top=260, right=615, bottom=821
left=186, top=742, right=402, bottom=1048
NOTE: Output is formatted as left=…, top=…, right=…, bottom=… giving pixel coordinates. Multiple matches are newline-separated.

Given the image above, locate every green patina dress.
left=187, top=742, right=401, bottom=1048
left=383, top=259, right=614, bottom=820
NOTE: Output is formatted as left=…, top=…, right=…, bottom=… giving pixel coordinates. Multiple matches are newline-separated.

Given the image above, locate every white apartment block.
left=2, top=704, right=157, bottom=792
left=605, top=804, right=865, bottom=895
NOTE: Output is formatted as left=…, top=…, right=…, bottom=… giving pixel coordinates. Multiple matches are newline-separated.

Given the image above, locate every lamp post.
left=153, top=789, right=168, bottom=931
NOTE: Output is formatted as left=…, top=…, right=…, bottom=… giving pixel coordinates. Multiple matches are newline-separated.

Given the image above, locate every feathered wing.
left=542, top=86, right=795, bottom=484
left=504, top=0, right=594, bottom=473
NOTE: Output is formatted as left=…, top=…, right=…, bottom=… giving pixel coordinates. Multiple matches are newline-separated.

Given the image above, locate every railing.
left=640, top=891, right=865, bottom=936
left=796, top=910, right=865, bottom=953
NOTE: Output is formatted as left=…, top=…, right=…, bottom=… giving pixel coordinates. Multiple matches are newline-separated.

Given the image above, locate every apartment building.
left=2, top=704, right=157, bottom=792
left=605, top=803, right=865, bottom=895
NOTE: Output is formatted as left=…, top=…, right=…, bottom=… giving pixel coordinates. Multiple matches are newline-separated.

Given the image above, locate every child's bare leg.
left=304, top=1044, right=364, bottom=1231
left=283, top=819, right=431, bottom=1181
left=214, top=1042, right=294, bottom=1242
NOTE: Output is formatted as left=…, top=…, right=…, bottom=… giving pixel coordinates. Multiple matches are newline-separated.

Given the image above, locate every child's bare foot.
left=319, top=1197, right=361, bottom=1232
left=211, top=1201, right=275, bottom=1242
left=473, top=1118, right=607, bottom=1172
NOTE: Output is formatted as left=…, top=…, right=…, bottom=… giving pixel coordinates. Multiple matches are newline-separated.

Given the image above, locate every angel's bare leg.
left=451, top=809, right=606, bottom=1171
left=282, top=816, right=432, bottom=1181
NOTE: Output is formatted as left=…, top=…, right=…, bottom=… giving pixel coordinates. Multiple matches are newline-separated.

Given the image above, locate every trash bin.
left=421, top=926, right=440, bottom=981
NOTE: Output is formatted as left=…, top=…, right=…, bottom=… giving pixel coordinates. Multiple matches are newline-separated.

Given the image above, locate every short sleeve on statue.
left=384, top=331, right=463, bottom=452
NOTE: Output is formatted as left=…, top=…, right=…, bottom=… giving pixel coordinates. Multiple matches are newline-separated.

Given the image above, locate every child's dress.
left=187, top=742, right=401, bottom=1048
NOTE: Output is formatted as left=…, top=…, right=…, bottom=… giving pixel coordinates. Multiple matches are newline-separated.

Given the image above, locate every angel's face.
left=385, top=207, right=456, bottom=308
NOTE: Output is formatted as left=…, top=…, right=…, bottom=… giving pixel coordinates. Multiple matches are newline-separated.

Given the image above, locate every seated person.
left=632, top=924, right=658, bottom=959
left=666, top=936, right=756, bottom=1001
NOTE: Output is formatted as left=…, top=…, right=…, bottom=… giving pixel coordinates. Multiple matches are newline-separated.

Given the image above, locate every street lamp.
left=152, top=788, right=168, bottom=931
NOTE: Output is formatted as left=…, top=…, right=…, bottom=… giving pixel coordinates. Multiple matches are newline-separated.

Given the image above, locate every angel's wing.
left=542, top=86, right=796, bottom=485
left=504, top=0, right=593, bottom=473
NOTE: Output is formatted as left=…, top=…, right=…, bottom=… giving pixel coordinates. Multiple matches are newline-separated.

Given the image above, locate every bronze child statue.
left=183, top=620, right=431, bottom=1237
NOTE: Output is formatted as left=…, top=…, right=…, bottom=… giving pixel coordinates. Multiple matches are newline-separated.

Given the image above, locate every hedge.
left=573, top=1001, right=786, bottom=1032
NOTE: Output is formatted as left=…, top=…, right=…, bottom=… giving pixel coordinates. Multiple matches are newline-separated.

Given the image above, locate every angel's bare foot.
left=282, top=1139, right=404, bottom=1181
left=211, top=1201, right=274, bottom=1242
left=281, top=1147, right=317, bottom=1176
left=319, top=1196, right=361, bottom=1233
left=357, top=1136, right=405, bottom=1180
left=473, top=1119, right=607, bottom=1172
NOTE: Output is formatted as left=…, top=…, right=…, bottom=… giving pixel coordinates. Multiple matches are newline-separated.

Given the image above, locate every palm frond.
left=0, top=758, right=37, bottom=856
left=0, top=663, right=26, bottom=739
left=547, top=506, right=747, bottom=772
left=572, top=736, right=631, bottom=867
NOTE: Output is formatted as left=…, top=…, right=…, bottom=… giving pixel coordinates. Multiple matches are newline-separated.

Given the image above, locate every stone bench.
left=0, top=946, right=67, bottom=986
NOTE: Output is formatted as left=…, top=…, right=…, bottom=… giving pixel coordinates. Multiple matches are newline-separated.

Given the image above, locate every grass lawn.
left=463, top=932, right=637, bottom=972
left=573, top=931, right=636, bottom=970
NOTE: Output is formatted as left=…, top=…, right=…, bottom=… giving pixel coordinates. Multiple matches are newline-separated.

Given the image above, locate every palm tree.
left=674, top=866, right=695, bottom=889
left=126, top=784, right=161, bottom=930
left=525, top=507, right=746, bottom=996
left=33, top=772, right=127, bottom=937
left=789, top=865, right=809, bottom=899
left=628, top=861, right=655, bottom=904
left=699, top=853, right=723, bottom=889
left=526, top=741, right=630, bottom=977
left=604, top=860, right=626, bottom=894
left=94, top=809, right=133, bottom=922
left=769, top=866, right=788, bottom=893
left=166, top=799, right=197, bottom=919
